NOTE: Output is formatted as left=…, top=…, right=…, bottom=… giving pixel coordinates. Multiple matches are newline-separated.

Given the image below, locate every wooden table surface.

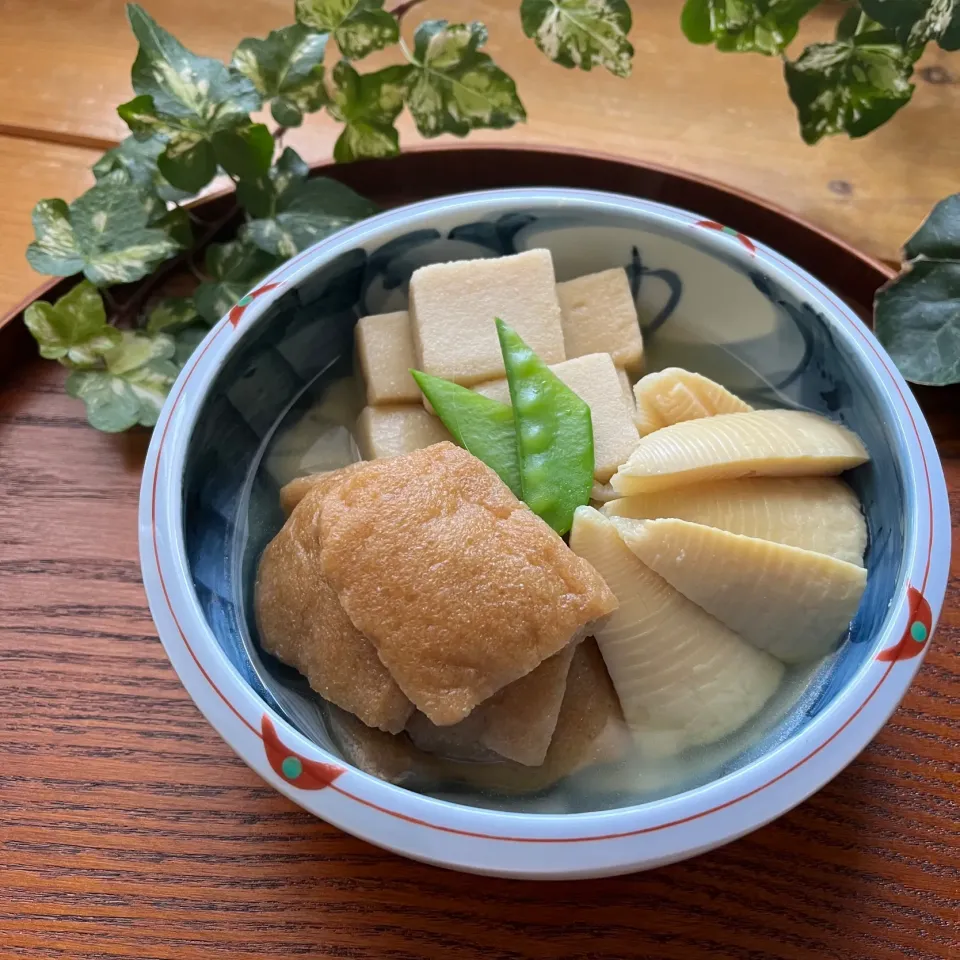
left=1, top=2, right=958, bottom=958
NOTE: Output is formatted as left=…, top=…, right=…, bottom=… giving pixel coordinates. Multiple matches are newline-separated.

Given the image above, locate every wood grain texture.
left=0, top=136, right=103, bottom=308
left=0, top=0, right=958, bottom=263
left=1, top=0, right=959, bottom=954
left=0, top=357, right=958, bottom=959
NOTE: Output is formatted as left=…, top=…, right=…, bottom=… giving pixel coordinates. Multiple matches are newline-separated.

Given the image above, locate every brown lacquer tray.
left=2, top=146, right=957, bottom=960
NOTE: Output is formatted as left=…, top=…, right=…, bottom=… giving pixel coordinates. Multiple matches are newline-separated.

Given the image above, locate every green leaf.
left=119, top=94, right=218, bottom=191
left=834, top=8, right=896, bottom=43
left=126, top=4, right=260, bottom=120
left=92, top=135, right=189, bottom=203
left=25, top=200, right=85, bottom=277
left=680, top=0, right=714, bottom=43
left=680, top=0, right=821, bottom=55
left=193, top=236, right=281, bottom=322
left=785, top=37, right=915, bottom=144
left=23, top=280, right=121, bottom=366
left=231, top=25, right=329, bottom=128
left=236, top=146, right=310, bottom=218
left=244, top=177, right=378, bottom=258
left=153, top=206, right=193, bottom=250
left=120, top=6, right=266, bottom=193
left=875, top=260, right=960, bottom=386
left=520, top=0, right=634, bottom=77
left=875, top=192, right=960, bottom=387
left=26, top=180, right=180, bottom=285
left=405, top=21, right=526, bottom=138
left=860, top=0, right=960, bottom=52
left=91, top=165, right=169, bottom=228
left=904, top=194, right=960, bottom=260
left=328, top=61, right=410, bottom=161
left=145, top=296, right=202, bottom=334
left=172, top=324, right=209, bottom=367
left=411, top=371, right=523, bottom=498
left=211, top=122, right=274, bottom=180
left=156, top=134, right=217, bottom=192
left=65, top=330, right=178, bottom=432
left=295, top=0, right=399, bottom=60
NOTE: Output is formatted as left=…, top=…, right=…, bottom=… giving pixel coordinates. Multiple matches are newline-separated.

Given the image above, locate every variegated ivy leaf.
left=193, top=236, right=282, bottom=323
left=236, top=147, right=310, bottom=218
left=785, top=35, right=915, bottom=144
left=126, top=4, right=260, bottom=121
left=405, top=21, right=526, bottom=138
left=681, top=0, right=820, bottom=55
left=118, top=96, right=218, bottom=192
left=520, top=0, right=634, bottom=76
left=244, top=177, right=378, bottom=258
left=145, top=296, right=202, bottom=334
left=295, top=0, right=399, bottom=60
left=92, top=163, right=191, bottom=246
left=154, top=206, right=193, bottom=250
left=119, top=5, right=265, bottom=193
left=860, top=0, right=960, bottom=52
left=26, top=200, right=84, bottom=277
left=119, top=94, right=272, bottom=192
left=91, top=166, right=167, bottom=230
left=23, top=280, right=121, bottom=366
left=210, top=123, right=275, bottom=180
left=328, top=61, right=410, bottom=162
left=65, top=331, right=179, bottom=432
left=874, top=193, right=960, bottom=386
left=26, top=179, right=180, bottom=286
left=92, top=135, right=190, bottom=203
left=875, top=260, right=960, bottom=386
left=231, top=25, right=329, bottom=128
left=172, top=324, right=209, bottom=368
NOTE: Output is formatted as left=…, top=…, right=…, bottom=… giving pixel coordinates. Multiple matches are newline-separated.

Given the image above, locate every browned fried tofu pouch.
left=256, top=469, right=413, bottom=734
left=330, top=639, right=629, bottom=794
left=279, top=461, right=368, bottom=517
left=319, top=443, right=618, bottom=726
left=406, top=644, right=577, bottom=766
left=454, top=638, right=630, bottom=792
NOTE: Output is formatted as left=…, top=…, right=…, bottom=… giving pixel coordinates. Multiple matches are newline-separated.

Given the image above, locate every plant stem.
left=110, top=203, right=239, bottom=327
left=390, top=0, right=428, bottom=23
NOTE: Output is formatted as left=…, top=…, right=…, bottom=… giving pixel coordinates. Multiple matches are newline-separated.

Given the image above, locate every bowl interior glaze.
left=182, top=191, right=906, bottom=814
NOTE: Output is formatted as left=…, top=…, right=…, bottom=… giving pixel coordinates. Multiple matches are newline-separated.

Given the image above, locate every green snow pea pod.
left=410, top=370, right=523, bottom=499
left=495, top=318, right=594, bottom=535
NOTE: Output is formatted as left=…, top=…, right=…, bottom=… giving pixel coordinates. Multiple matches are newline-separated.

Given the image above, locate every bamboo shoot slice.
left=602, top=477, right=867, bottom=566
left=613, top=517, right=867, bottom=663
left=569, top=508, right=784, bottom=757
left=633, top=367, right=752, bottom=435
left=611, top=410, right=869, bottom=495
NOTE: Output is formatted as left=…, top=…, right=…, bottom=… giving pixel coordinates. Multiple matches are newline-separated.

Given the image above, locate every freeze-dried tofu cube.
left=556, top=268, right=644, bottom=372
left=355, top=311, right=421, bottom=406
left=409, top=249, right=566, bottom=384
left=355, top=406, right=451, bottom=460
left=617, top=368, right=634, bottom=410
left=552, top=354, right=641, bottom=482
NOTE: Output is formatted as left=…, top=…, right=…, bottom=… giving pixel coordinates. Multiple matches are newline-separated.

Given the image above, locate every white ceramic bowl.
left=139, top=188, right=950, bottom=878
